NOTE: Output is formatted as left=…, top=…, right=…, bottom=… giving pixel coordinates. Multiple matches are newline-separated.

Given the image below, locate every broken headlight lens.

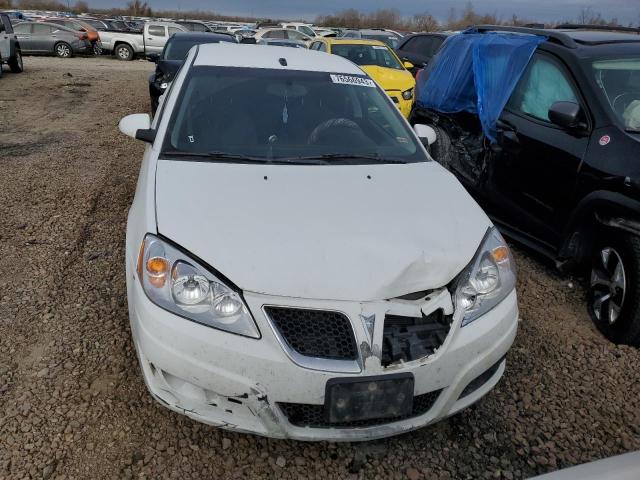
left=455, top=227, right=516, bottom=327
left=136, top=234, right=260, bottom=338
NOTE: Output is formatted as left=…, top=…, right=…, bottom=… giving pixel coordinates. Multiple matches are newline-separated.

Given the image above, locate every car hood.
left=155, top=160, right=490, bottom=301
left=361, top=66, right=415, bottom=92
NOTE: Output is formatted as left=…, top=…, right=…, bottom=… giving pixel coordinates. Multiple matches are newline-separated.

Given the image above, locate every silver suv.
left=0, top=13, right=24, bottom=73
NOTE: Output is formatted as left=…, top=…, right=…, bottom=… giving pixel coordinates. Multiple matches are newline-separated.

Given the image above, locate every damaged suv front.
left=121, top=43, right=519, bottom=441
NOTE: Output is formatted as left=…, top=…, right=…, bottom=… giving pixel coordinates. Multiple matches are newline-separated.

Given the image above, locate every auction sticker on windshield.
left=330, top=74, right=376, bottom=88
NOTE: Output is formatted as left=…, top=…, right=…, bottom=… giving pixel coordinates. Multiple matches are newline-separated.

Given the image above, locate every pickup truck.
left=99, top=21, right=186, bottom=61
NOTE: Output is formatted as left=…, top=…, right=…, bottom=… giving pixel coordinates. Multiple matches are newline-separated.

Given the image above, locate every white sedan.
left=119, top=43, right=519, bottom=441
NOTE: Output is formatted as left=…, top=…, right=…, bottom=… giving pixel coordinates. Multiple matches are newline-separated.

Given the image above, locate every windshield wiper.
left=162, top=150, right=271, bottom=164
left=280, top=153, right=407, bottom=164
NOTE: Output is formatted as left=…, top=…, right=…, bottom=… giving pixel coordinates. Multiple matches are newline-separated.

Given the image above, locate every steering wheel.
left=307, top=118, right=366, bottom=145
left=612, top=92, right=640, bottom=116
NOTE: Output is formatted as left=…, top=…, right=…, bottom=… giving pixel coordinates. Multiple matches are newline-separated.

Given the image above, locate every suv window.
left=0, top=17, right=5, bottom=34
left=148, top=25, right=165, bottom=37
left=168, top=27, right=182, bottom=36
left=507, top=53, right=578, bottom=122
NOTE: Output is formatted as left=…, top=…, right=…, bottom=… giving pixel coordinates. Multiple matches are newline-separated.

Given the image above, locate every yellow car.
left=310, top=38, right=416, bottom=118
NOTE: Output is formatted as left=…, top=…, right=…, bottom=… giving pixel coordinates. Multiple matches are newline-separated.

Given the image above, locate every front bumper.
left=127, top=262, right=518, bottom=441
left=386, top=90, right=414, bottom=119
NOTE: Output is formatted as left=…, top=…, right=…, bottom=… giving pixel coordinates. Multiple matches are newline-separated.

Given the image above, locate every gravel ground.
left=0, top=56, right=639, bottom=480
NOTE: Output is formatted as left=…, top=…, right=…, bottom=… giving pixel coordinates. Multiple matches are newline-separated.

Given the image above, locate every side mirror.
left=548, top=101, right=584, bottom=129
left=240, top=37, right=256, bottom=44
left=119, top=113, right=155, bottom=143
left=146, top=53, right=159, bottom=62
left=414, top=124, right=437, bottom=146
left=403, top=61, right=414, bottom=70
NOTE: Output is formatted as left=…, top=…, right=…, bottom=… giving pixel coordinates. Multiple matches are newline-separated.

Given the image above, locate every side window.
left=33, top=24, right=52, bottom=34
left=507, top=54, right=579, bottom=122
left=168, top=27, right=182, bottom=36
left=286, top=26, right=295, bottom=30
left=0, top=17, right=5, bottom=33
left=310, top=42, right=320, bottom=50
left=148, top=25, right=165, bottom=37
left=318, top=43, right=327, bottom=52
left=13, top=23, right=30, bottom=34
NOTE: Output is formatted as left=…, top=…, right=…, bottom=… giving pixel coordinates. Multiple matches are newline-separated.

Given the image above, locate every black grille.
left=265, top=306, right=358, bottom=360
left=381, top=309, right=451, bottom=367
left=279, top=390, right=441, bottom=428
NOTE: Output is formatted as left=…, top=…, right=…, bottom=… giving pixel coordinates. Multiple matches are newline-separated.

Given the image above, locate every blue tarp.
left=417, top=31, right=546, bottom=142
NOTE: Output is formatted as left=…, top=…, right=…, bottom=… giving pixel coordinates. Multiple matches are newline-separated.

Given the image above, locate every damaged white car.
left=119, top=43, right=519, bottom=441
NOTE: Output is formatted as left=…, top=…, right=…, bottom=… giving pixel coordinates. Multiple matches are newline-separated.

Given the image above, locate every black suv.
left=148, top=32, right=236, bottom=114
left=413, top=25, right=640, bottom=346
left=395, top=32, right=453, bottom=76
left=0, top=12, right=24, bottom=73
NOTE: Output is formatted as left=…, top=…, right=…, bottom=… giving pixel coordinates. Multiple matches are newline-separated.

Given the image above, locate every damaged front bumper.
left=127, top=271, right=518, bottom=441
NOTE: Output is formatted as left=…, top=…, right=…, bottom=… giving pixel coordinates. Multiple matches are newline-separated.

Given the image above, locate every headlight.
left=454, top=227, right=516, bottom=326
left=136, top=234, right=260, bottom=338
left=160, top=82, right=169, bottom=90
left=402, top=88, right=414, bottom=101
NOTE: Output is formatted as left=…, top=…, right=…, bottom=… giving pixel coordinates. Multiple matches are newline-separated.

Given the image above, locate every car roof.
left=323, top=38, right=388, bottom=47
left=171, top=31, right=233, bottom=41
left=194, top=43, right=363, bottom=74
left=557, top=29, right=640, bottom=45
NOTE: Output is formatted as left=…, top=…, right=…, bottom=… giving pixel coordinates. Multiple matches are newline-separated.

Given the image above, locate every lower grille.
left=279, top=389, right=441, bottom=428
left=264, top=306, right=358, bottom=360
left=381, top=309, right=451, bottom=367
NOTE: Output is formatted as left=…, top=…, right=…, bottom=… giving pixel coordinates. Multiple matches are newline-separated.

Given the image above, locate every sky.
left=88, top=0, right=639, bottom=24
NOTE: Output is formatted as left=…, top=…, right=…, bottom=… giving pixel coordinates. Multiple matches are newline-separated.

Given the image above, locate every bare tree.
left=73, top=0, right=88, bottom=13
left=412, top=14, right=439, bottom=32
left=127, top=0, right=152, bottom=17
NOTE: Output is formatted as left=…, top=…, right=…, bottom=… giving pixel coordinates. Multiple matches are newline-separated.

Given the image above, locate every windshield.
left=592, top=57, right=640, bottom=132
left=364, top=34, right=399, bottom=49
left=332, top=43, right=403, bottom=70
left=163, top=37, right=232, bottom=61
left=162, top=66, right=425, bottom=163
left=299, top=25, right=315, bottom=37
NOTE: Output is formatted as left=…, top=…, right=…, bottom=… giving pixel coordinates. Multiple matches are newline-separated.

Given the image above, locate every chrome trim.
left=261, top=305, right=362, bottom=374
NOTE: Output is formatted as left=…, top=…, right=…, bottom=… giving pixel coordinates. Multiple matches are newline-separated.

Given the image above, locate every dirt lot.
left=0, top=56, right=638, bottom=480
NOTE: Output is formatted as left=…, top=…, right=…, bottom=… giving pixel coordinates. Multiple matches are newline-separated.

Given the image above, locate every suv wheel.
left=115, top=44, right=133, bottom=61
left=54, top=42, right=72, bottom=58
left=430, top=125, right=454, bottom=169
left=588, top=231, right=640, bottom=346
left=9, top=49, right=24, bottom=73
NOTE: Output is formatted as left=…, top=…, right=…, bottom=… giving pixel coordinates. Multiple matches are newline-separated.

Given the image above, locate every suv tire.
left=54, top=42, right=73, bottom=58
left=9, top=49, right=23, bottom=73
left=588, top=230, right=640, bottom=346
left=115, top=43, right=134, bottom=61
left=430, top=125, right=454, bottom=169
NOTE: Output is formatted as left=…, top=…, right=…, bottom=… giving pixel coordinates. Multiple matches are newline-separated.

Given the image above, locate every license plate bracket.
left=326, top=373, right=414, bottom=424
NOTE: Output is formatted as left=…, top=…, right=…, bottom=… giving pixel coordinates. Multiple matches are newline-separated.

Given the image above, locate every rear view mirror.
left=414, top=124, right=437, bottom=146
left=403, top=61, right=414, bottom=70
left=119, top=113, right=155, bottom=143
left=240, top=37, right=257, bottom=44
left=549, top=101, right=584, bottom=129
